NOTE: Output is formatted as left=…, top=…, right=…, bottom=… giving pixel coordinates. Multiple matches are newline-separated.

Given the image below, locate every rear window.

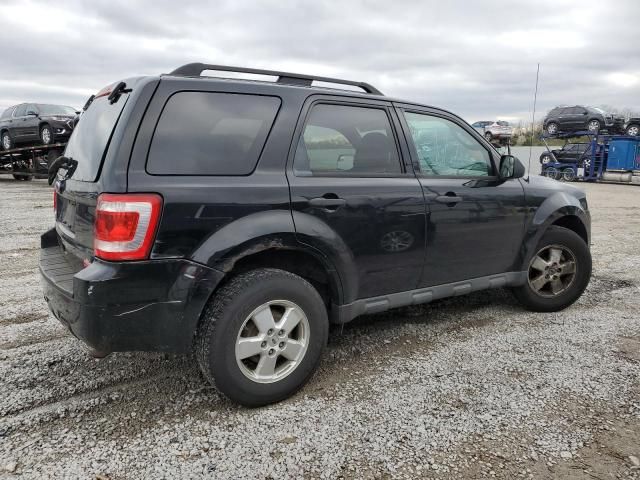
left=64, top=94, right=129, bottom=182
left=147, top=92, right=281, bottom=175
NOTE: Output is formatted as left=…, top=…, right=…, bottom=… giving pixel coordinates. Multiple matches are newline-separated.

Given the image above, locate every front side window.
left=294, top=104, right=401, bottom=175
left=403, top=112, right=493, bottom=177
left=147, top=92, right=281, bottom=176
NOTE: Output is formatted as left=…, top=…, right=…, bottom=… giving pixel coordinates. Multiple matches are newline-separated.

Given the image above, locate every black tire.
left=587, top=119, right=601, bottom=132
left=626, top=124, right=639, bottom=137
left=196, top=268, right=329, bottom=407
left=561, top=168, right=575, bottom=182
left=40, top=124, right=53, bottom=145
left=545, top=122, right=558, bottom=135
left=12, top=174, right=33, bottom=181
left=484, top=132, right=492, bottom=141
left=513, top=226, right=591, bottom=312
left=1, top=131, right=11, bottom=151
left=540, top=154, right=552, bottom=164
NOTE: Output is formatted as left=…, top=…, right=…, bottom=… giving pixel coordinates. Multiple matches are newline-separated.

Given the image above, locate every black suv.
left=624, top=116, right=639, bottom=136
left=0, top=103, right=77, bottom=151
left=40, top=64, right=592, bottom=406
left=539, top=142, right=603, bottom=165
left=543, top=105, right=624, bottom=135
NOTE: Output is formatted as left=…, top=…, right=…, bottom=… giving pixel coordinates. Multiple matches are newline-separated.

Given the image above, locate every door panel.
left=419, top=178, right=526, bottom=285
left=23, top=104, right=40, bottom=141
left=287, top=99, right=426, bottom=301
left=398, top=107, right=527, bottom=287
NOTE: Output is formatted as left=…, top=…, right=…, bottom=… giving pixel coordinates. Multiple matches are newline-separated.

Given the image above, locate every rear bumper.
left=39, top=229, right=224, bottom=353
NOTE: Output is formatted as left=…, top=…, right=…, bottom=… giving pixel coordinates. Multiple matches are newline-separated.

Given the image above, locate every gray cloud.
left=1, top=0, right=639, bottom=122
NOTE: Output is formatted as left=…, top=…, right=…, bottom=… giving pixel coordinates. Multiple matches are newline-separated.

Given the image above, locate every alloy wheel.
left=587, top=120, right=600, bottom=132
left=41, top=127, right=51, bottom=144
left=627, top=125, right=639, bottom=136
left=2, top=134, right=9, bottom=150
left=527, top=245, right=577, bottom=297
left=546, top=123, right=558, bottom=134
left=235, top=300, right=310, bottom=384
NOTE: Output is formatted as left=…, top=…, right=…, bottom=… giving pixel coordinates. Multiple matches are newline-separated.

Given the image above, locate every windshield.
left=38, top=104, right=76, bottom=116
left=64, top=94, right=129, bottom=182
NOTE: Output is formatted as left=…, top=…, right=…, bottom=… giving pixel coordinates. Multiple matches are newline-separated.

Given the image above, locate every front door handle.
left=435, top=193, right=463, bottom=205
left=309, top=197, right=346, bottom=210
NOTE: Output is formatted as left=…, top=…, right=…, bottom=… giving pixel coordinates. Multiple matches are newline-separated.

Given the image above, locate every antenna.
left=527, top=63, right=540, bottom=181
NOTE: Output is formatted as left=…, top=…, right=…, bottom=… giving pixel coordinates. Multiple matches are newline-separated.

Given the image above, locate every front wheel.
left=587, top=119, right=601, bottom=132
left=196, top=268, right=328, bottom=407
left=484, top=132, right=493, bottom=141
left=513, top=226, right=591, bottom=312
left=40, top=124, right=53, bottom=145
left=627, top=124, right=639, bottom=136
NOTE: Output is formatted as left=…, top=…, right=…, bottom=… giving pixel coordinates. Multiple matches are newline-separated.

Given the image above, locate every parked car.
left=543, top=105, right=624, bottom=135
left=471, top=120, right=513, bottom=141
left=0, top=103, right=77, bottom=151
left=624, top=117, right=639, bottom=136
left=41, top=63, right=592, bottom=407
left=539, top=142, right=603, bottom=165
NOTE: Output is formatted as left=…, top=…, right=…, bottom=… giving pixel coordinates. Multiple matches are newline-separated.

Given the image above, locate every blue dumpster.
left=607, top=139, right=640, bottom=171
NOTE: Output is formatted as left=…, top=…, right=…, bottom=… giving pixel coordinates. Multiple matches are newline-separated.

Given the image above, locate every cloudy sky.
left=2, top=0, right=639, bottom=123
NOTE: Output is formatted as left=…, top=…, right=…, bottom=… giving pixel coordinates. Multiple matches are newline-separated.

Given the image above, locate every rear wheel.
left=561, top=168, right=575, bottom=182
left=196, top=268, right=328, bottom=407
left=544, top=166, right=559, bottom=180
left=513, top=226, right=591, bottom=312
left=40, top=124, right=53, bottom=145
left=545, top=122, right=558, bottom=135
left=484, top=132, right=492, bottom=141
left=627, top=124, right=639, bottom=136
left=1, top=131, right=11, bottom=150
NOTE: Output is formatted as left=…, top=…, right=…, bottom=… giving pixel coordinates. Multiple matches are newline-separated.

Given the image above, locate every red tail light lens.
left=94, top=193, right=162, bottom=261
left=53, top=190, right=57, bottom=213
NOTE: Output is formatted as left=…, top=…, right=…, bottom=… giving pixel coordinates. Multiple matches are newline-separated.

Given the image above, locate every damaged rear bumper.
left=39, top=229, right=224, bottom=353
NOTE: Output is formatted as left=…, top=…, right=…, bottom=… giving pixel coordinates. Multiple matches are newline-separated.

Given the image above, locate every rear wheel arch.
left=221, top=247, right=343, bottom=308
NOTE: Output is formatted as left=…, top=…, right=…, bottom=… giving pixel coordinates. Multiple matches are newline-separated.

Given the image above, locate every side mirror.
left=499, top=154, right=525, bottom=179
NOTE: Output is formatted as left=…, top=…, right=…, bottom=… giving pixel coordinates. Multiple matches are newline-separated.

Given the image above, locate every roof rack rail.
left=168, top=63, right=383, bottom=95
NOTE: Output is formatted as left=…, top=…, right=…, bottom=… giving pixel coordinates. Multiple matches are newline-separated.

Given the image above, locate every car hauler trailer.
left=0, top=142, right=66, bottom=180
left=539, top=131, right=640, bottom=185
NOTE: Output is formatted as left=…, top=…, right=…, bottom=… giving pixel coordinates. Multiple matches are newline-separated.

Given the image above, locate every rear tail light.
left=94, top=193, right=162, bottom=261
left=53, top=190, right=57, bottom=213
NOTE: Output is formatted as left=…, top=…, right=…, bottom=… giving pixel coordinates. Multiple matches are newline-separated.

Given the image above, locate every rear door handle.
left=435, top=194, right=463, bottom=205
left=309, top=197, right=346, bottom=210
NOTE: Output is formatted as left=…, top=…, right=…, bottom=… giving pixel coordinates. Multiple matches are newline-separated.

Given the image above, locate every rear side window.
left=0, top=107, right=13, bottom=119
left=294, top=103, right=401, bottom=176
left=147, top=92, right=281, bottom=175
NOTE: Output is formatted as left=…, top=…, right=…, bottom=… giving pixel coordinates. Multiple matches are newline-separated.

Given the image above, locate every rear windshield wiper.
left=107, top=82, right=132, bottom=105
left=48, top=156, right=78, bottom=185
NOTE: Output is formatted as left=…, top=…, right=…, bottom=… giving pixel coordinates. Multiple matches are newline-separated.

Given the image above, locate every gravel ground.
left=1, top=174, right=639, bottom=480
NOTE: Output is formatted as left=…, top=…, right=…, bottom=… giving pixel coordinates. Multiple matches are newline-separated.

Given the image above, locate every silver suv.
left=472, top=120, right=513, bottom=142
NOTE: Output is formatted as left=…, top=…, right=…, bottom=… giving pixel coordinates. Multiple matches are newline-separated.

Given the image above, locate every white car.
left=472, top=120, right=513, bottom=142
